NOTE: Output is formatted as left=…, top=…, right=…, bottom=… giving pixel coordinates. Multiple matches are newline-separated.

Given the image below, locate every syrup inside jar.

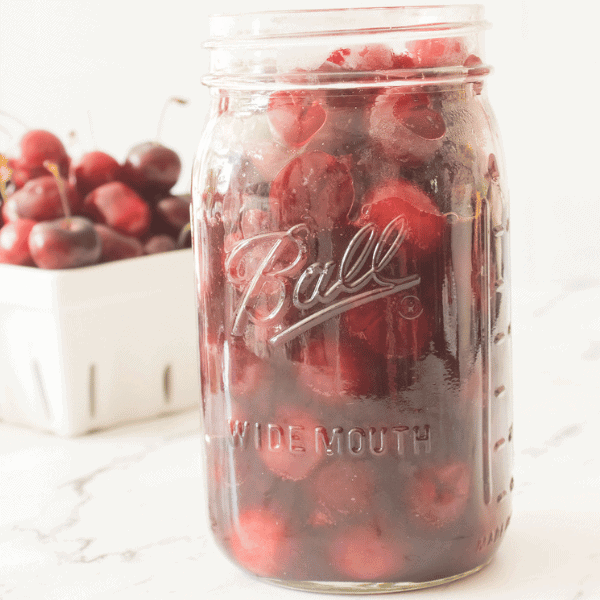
left=193, top=5, right=513, bottom=593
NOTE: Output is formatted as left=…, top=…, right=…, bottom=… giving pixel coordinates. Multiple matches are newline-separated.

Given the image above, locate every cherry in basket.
left=84, top=181, right=151, bottom=238
left=120, top=97, right=189, bottom=201
left=25, top=161, right=101, bottom=269
left=7, top=129, right=70, bottom=189
left=29, top=216, right=102, bottom=269
left=1, top=175, right=81, bottom=223
left=69, top=150, right=121, bottom=197
left=94, top=223, right=144, bottom=263
left=406, top=36, right=469, bottom=68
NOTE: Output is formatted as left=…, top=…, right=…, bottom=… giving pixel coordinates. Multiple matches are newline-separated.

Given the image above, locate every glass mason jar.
left=192, top=5, right=513, bottom=593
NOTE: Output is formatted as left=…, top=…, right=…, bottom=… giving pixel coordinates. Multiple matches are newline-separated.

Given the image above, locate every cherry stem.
left=43, top=160, right=71, bottom=220
left=177, top=222, right=191, bottom=248
left=156, top=96, right=189, bottom=142
left=0, top=153, right=11, bottom=204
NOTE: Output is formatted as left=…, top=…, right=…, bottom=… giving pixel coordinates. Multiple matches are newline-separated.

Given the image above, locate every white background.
left=0, top=0, right=598, bottom=289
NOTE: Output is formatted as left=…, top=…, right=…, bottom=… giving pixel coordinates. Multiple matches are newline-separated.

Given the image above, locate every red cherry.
left=1, top=176, right=81, bottom=223
left=392, top=95, right=446, bottom=140
left=310, top=460, right=376, bottom=518
left=120, top=141, right=181, bottom=198
left=369, top=89, right=445, bottom=166
left=324, top=44, right=402, bottom=72
left=357, top=178, right=445, bottom=254
left=407, top=461, right=471, bottom=528
left=329, top=524, right=406, bottom=580
left=406, top=36, right=468, bottom=68
left=94, top=224, right=144, bottom=263
left=464, top=55, right=485, bottom=94
left=144, top=234, right=177, bottom=254
left=28, top=216, right=102, bottom=269
left=269, top=150, right=354, bottom=229
left=259, top=406, right=322, bottom=481
left=343, top=293, right=431, bottom=359
left=8, top=130, right=70, bottom=188
left=69, top=150, right=121, bottom=197
left=153, top=194, right=191, bottom=235
left=177, top=223, right=192, bottom=249
left=84, top=181, right=151, bottom=238
left=0, top=219, right=37, bottom=266
left=229, top=507, right=289, bottom=577
left=319, top=44, right=414, bottom=111
left=296, top=337, right=376, bottom=404
left=268, top=90, right=327, bottom=148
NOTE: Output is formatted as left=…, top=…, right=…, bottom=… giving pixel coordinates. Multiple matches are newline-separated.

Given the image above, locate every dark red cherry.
left=406, top=36, right=468, bottom=67
left=324, top=43, right=398, bottom=71
left=28, top=216, right=102, bottom=269
left=144, top=234, right=177, bottom=254
left=343, top=292, right=432, bottom=359
left=267, top=90, right=326, bottom=148
left=269, top=150, right=354, bottom=229
left=120, top=141, right=181, bottom=198
left=153, top=194, right=191, bottom=235
left=94, top=224, right=144, bottom=263
left=357, top=178, right=445, bottom=254
left=296, top=337, right=376, bottom=404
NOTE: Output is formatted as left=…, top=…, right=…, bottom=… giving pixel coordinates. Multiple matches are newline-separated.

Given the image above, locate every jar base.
left=262, top=559, right=493, bottom=595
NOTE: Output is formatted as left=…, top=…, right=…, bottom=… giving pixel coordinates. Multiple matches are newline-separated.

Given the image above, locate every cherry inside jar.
left=193, top=5, right=513, bottom=593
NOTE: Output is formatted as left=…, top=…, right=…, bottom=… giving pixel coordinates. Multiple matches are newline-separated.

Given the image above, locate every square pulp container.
left=0, top=249, right=200, bottom=436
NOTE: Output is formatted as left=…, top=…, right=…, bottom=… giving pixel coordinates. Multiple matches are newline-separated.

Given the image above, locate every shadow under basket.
left=0, top=249, right=201, bottom=436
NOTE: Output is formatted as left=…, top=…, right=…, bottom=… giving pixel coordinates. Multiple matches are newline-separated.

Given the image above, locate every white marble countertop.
left=2, top=280, right=600, bottom=599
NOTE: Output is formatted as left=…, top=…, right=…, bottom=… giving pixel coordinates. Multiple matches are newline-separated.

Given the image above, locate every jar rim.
left=205, top=5, right=488, bottom=46
left=203, top=5, right=491, bottom=90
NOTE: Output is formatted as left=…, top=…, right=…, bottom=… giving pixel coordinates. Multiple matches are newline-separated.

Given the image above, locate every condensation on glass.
left=192, top=5, right=513, bottom=593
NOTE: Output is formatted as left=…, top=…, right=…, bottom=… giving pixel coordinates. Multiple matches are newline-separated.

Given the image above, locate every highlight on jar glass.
left=192, top=4, right=513, bottom=594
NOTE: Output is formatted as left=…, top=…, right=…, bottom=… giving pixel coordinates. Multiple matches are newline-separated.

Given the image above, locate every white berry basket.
left=0, top=249, right=200, bottom=436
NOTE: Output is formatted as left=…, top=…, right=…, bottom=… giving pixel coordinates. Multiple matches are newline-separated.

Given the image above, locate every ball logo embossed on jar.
left=225, top=217, right=421, bottom=344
